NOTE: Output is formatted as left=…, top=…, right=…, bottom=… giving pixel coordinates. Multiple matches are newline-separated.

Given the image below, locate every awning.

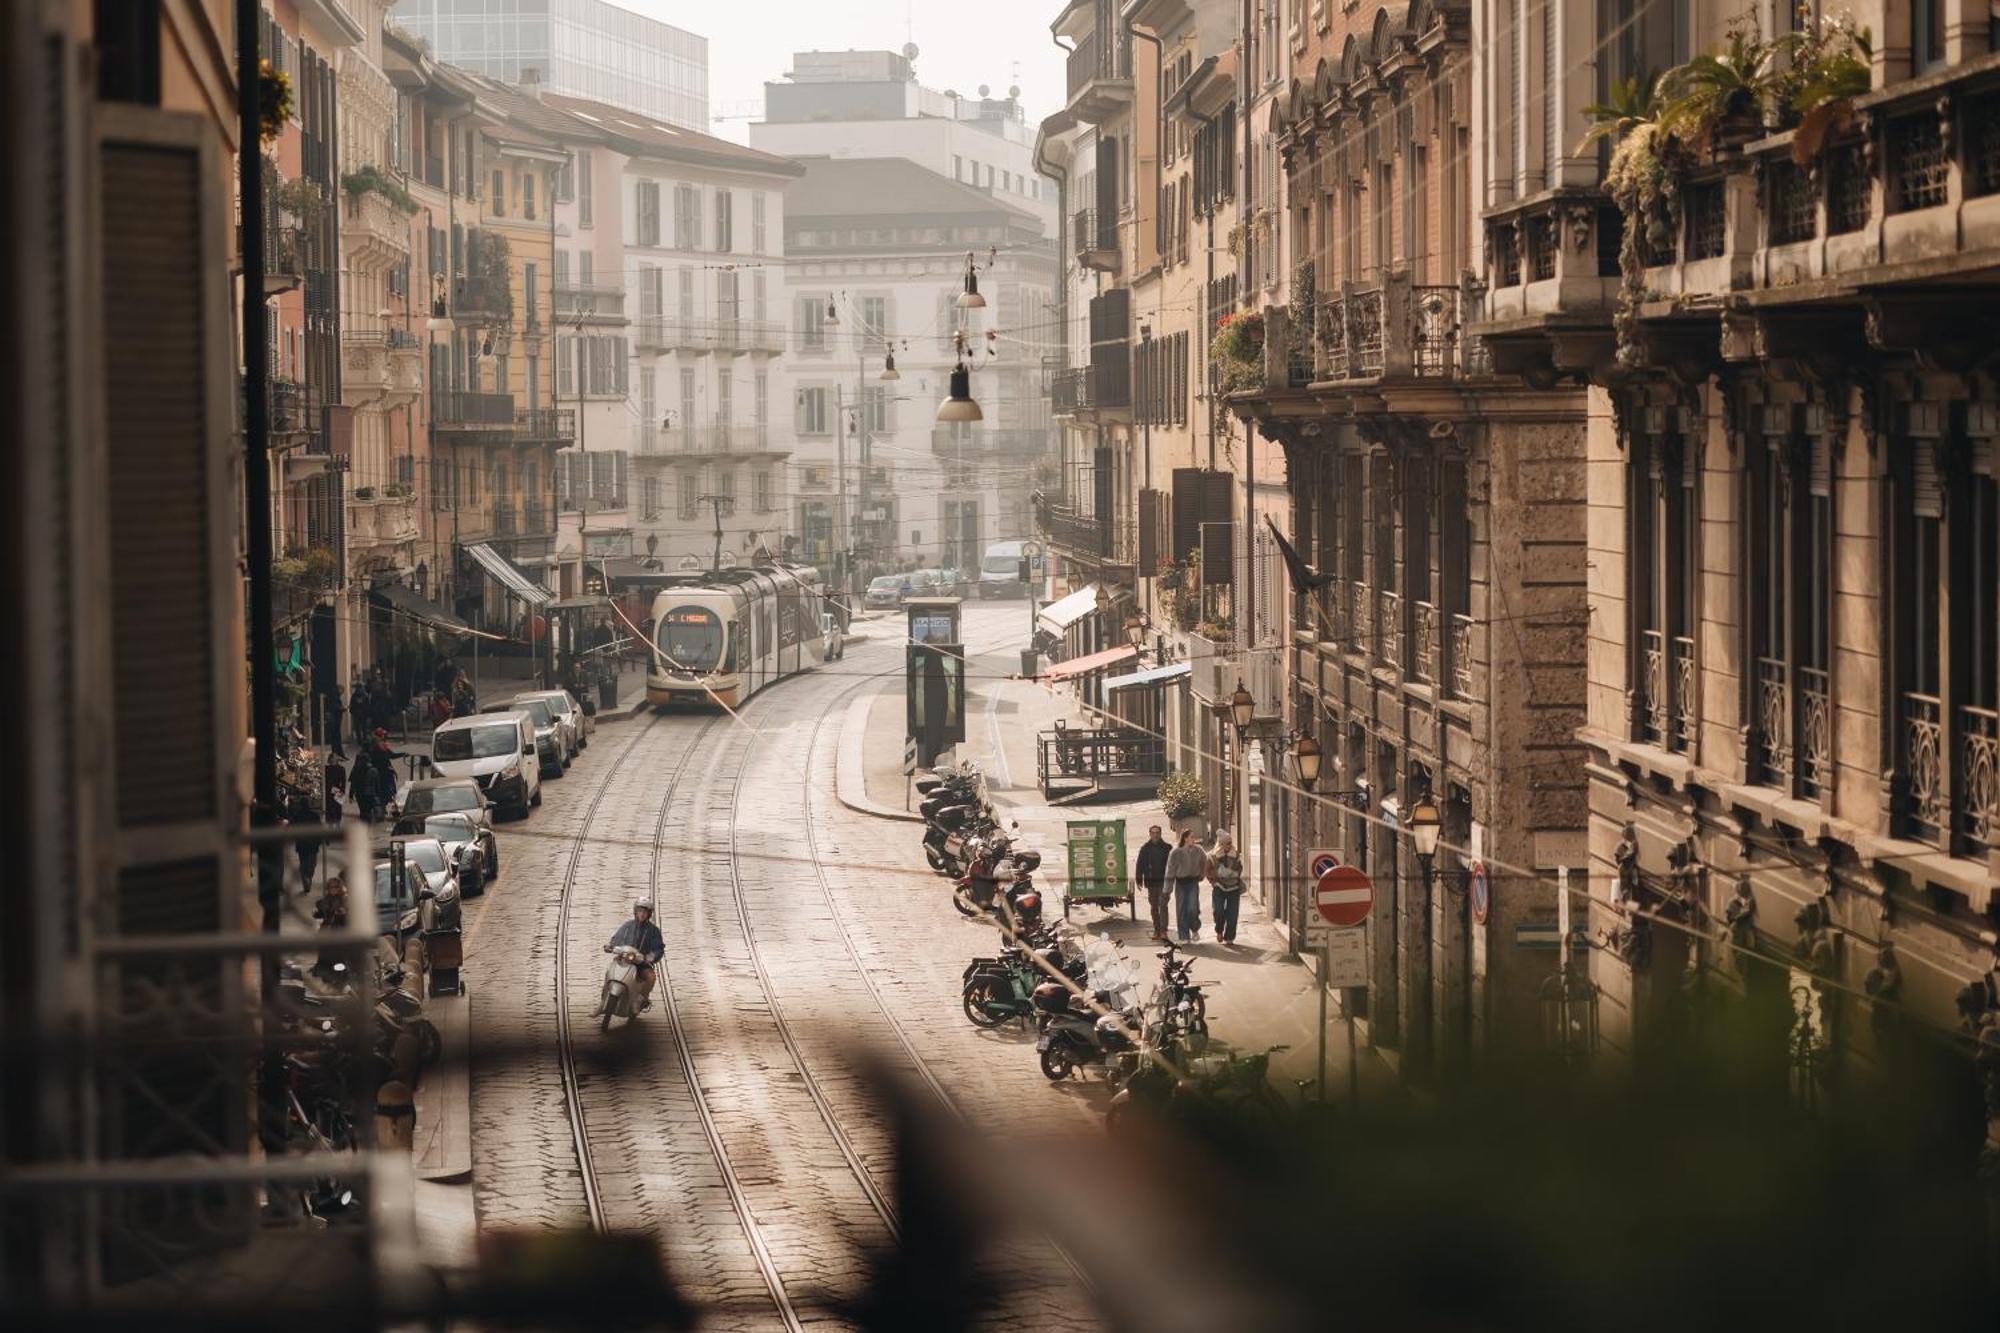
left=1035, top=583, right=1101, bottom=637
left=1043, top=644, right=1136, bottom=681
left=368, top=581, right=475, bottom=636
left=464, top=542, right=552, bottom=605
left=1104, top=661, right=1192, bottom=693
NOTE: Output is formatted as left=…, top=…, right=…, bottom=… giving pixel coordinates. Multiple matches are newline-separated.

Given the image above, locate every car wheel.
left=484, top=840, right=499, bottom=883
left=530, top=786, right=543, bottom=809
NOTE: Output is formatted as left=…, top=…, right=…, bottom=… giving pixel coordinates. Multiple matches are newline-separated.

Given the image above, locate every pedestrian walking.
left=323, top=753, right=347, bottom=825
left=432, top=654, right=457, bottom=699
left=1209, top=830, right=1245, bottom=945
left=452, top=674, right=476, bottom=718
left=350, top=753, right=381, bottom=824
left=1134, top=825, right=1171, bottom=940
left=324, top=686, right=346, bottom=759
left=1165, top=829, right=1207, bottom=943
left=348, top=681, right=369, bottom=749
left=292, top=789, right=322, bottom=894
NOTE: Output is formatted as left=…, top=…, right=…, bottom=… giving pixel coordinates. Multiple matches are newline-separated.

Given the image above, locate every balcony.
left=271, top=379, right=307, bottom=436
left=490, top=502, right=517, bottom=538
left=1413, top=600, right=1439, bottom=684
left=1043, top=503, right=1133, bottom=567
left=653, top=423, right=786, bottom=457
left=1900, top=693, right=2000, bottom=858
left=1051, top=366, right=1089, bottom=414
left=1037, top=725, right=1165, bottom=804
left=1451, top=613, right=1476, bottom=700
left=346, top=492, right=419, bottom=547
left=552, top=280, right=626, bottom=324
left=1473, top=190, right=1623, bottom=381
left=515, top=408, right=576, bottom=444
left=1072, top=207, right=1117, bottom=269
left=433, top=390, right=515, bottom=432
left=1308, top=275, right=1485, bottom=383
left=1377, top=589, right=1403, bottom=670
left=341, top=331, right=421, bottom=408
left=1063, top=13, right=1134, bottom=122
left=341, top=188, right=412, bottom=269
left=930, top=427, right=1051, bottom=461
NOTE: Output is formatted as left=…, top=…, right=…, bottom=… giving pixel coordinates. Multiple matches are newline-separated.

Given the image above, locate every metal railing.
left=1046, top=503, right=1108, bottom=559
left=1377, top=588, right=1402, bottom=669
left=1413, top=600, right=1438, bottom=684
left=1038, top=727, right=1165, bottom=790
left=515, top=407, right=576, bottom=443
left=1797, top=664, right=1830, bottom=799
left=1051, top=366, right=1089, bottom=413
left=1672, top=634, right=1697, bottom=752
left=1961, top=703, right=2000, bottom=853
left=1641, top=629, right=1668, bottom=745
left=1451, top=613, right=1475, bottom=699
left=1755, top=656, right=1792, bottom=788
left=1903, top=691, right=1944, bottom=845
left=432, top=389, right=515, bottom=427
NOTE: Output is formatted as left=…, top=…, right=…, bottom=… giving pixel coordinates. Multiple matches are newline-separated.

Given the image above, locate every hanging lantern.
left=956, top=255, right=986, bottom=310
left=880, top=349, right=901, bottom=381
left=825, top=297, right=839, bottom=327
left=935, top=362, right=982, bottom=423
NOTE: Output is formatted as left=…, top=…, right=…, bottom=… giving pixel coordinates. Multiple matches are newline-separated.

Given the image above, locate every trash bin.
left=1020, top=648, right=1039, bottom=678
left=598, top=675, right=618, bottom=708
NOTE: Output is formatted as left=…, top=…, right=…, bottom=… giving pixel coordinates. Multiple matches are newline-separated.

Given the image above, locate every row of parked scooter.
left=916, top=763, right=1276, bottom=1130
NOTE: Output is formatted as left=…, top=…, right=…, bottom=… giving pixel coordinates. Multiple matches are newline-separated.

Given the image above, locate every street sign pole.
left=1346, top=985, right=1360, bottom=1109
left=1316, top=942, right=1328, bottom=1102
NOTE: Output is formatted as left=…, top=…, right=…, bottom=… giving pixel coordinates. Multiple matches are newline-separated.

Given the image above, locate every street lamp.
left=1407, top=796, right=1443, bottom=863
left=1293, top=734, right=1322, bottom=790
left=1229, top=679, right=1255, bottom=733
left=937, top=362, right=981, bottom=422
left=880, top=348, right=900, bottom=380
left=955, top=250, right=987, bottom=309
left=1123, top=614, right=1146, bottom=649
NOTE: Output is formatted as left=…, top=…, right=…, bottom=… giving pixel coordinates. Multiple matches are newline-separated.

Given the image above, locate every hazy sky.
left=626, top=1, right=1067, bottom=142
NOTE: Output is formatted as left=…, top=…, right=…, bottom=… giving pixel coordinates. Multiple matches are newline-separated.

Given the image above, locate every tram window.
left=656, top=606, right=723, bottom=671
left=722, top=624, right=739, bottom=673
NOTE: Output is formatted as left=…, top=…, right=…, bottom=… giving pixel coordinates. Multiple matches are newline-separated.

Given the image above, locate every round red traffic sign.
left=1469, top=860, right=1490, bottom=925
left=1314, top=864, right=1374, bottom=928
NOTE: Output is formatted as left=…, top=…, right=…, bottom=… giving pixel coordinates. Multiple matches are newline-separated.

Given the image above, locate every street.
left=457, top=605, right=1103, bottom=1329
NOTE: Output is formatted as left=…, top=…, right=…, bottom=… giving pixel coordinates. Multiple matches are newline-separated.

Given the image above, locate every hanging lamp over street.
left=825, top=297, right=840, bottom=327
left=880, top=349, right=900, bottom=381
left=1294, top=734, right=1322, bottom=789
left=956, top=252, right=987, bottom=309
left=1408, top=797, right=1443, bottom=860
left=936, top=362, right=982, bottom=422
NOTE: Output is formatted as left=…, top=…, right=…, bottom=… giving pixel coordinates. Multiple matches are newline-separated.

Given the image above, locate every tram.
left=644, top=564, right=843, bottom=709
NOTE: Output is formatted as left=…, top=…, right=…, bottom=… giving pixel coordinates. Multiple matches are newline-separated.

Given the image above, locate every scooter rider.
left=605, top=895, right=664, bottom=1010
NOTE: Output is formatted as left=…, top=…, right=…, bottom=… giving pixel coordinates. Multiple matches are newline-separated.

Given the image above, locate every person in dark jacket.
left=365, top=729, right=404, bottom=806
left=605, top=895, right=665, bottom=1010
left=323, top=754, right=347, bottom=825
left=1134, top=825, right=1171, bottom=941
left=324, top=687, right=346, bottom=759
left=348, top=682, right=370, bottom=749
left=349, top=751, right=381, bottom=823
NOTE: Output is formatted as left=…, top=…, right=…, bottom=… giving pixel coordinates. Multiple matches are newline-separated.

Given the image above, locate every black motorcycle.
left=963, top=929, right=1086, bottom=1028
left=1036, top=987, right=1140, bottom=1081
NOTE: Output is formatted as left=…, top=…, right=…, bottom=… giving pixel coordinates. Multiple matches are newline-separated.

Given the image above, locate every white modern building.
left=392, top=0, right=707, bottom=129
left=751, top=48, right=1057, bottom=236
left=545, top=94, right=804, bottom=571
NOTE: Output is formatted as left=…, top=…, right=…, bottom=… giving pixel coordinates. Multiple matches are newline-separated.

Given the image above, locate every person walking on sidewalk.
left=324, top=686, right=346, bottom=759
left=1165, top=830, right=1207, bottom=943
left=1134, top=825, right=1171, bottom=940
left=1209, top=830, right=1245, bottom=945
left=348, top=680, right=370, bottom=750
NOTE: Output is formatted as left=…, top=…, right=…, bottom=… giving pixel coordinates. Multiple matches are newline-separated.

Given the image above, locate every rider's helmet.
left=633, top=894, right=654, bottom=918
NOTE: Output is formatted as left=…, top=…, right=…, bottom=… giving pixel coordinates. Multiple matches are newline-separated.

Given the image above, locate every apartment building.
left=1464, top=0, right=2000, bottom=1151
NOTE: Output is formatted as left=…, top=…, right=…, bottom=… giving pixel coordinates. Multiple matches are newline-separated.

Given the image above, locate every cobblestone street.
left=459, top=607, right=1103, bottom=1329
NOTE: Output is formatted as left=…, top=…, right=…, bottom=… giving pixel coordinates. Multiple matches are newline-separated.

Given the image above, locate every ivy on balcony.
left=341, top=163, right=419, bottom=216
left=1209, top=309, right=1264, bottom=394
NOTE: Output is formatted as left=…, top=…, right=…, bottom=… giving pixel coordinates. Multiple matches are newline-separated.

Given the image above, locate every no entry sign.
left=1469, top=860, right=1490, bottom=925
left=1314, top=864, right=1374, bottom=928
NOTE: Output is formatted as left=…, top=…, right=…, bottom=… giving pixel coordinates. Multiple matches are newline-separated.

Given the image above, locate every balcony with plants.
left=340, top=164, right=417, bottom=267
left=1302, top=272, right=1486, bottom=384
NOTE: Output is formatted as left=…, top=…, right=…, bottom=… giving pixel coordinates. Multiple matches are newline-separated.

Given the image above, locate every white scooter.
left=596, top=944, right=647, bottom=1031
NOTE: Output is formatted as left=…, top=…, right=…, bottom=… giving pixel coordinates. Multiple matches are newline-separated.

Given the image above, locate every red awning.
left=1043, top=644, right=1137, bottom=681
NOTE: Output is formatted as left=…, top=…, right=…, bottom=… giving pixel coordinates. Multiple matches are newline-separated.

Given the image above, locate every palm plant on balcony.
left=1775, top=12, right=1874, bottom=163
left=275, top=174, right=327, bottom=232
left=1209, top=310, right=1264, bottom=394
left=258, top=61, right=293, bottom=144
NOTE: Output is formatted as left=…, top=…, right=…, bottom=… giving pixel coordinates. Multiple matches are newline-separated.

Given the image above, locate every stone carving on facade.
left=1862, top=943, right=1903, bottom=1042
left=1721, top=877, right=1758, bottom=971
left=1607, top=825, right=1652, bottom=968
left=1793, top=899, right=1838, bottom=992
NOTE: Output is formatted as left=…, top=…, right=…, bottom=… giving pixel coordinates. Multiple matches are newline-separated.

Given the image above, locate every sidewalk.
left=838, top=647, right=1400, bottom=1107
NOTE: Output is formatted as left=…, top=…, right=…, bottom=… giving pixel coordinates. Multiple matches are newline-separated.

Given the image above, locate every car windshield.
left=372, top=864, right=406, bottom=912
left=542, top=694, right=573, bottom=717
left=868, top=577, right=901, bottom=592
left=656, top=606, right=723, bottom=671
left=424, top=815, right=476, bottom=843
left=406, top=784, right=478, bottom=815
left=433, top=725, right=519, bottom=761
left=513, top=698, right=555, bottom=727
left=981, top=554, right=1018, bottom=573
left=398, top=842, right=448, bottom=875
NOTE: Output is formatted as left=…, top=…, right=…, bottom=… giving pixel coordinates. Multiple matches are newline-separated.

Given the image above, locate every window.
left=636, top=180, right=660, bottom=246
left=642, top=475, right=661, bottom=519
left=524, top=262, right=539, bottom=329
left=716, top=373, right=733, bottom=426
left=678, top=471, right=699, bottom=519
left=714, top=188, right=733, bottom=252
left=858, top=295, right=888, bottom=347
left=799, top=295, right=828, bottom=350
left=678, top=268, right=694, bottom=319
left=674, top=184, right=700, bottom=250
left=1628, top=405, right=1698, bottom=755
left=754, top=371, right=769, bottom=425
left=522, top=170, right=536, bottom=220
left=579, top=152, right=593, bottom=227
left=751, top=191, right=768, bottom=252
left=679, top=369, right=696, bottom=434
left=754, top=470, right=773, bottom=513
left=554, top=249, right=571, bottom=288
left=1913, top=0, right=1946, bottom=71
left=578, top=251, right=593, bottom=287
left=639, top=265, right=661, bottom=317
left=953, top=154, right=964, bottom=181
left=753, top=271, right=768, bottom=322
left=492, top=169, right=506, bottom=216
left=798, top=386, right=830, bottom=435
left=863, top=385, right=890, bottom=434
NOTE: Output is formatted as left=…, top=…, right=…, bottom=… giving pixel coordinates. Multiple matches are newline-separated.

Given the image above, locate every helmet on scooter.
left=633, top=895, right=655, bottom=917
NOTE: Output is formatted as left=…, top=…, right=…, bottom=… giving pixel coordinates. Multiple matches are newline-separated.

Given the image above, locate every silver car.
left=516, top=688, right=589, bottom=755
left=421, top=811, right=492, bottom=895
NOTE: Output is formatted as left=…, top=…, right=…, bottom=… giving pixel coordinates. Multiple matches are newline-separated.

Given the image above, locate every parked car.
left=388, top=772, right=498, bottom=876
left=513, top=688, right=586, bottom=759
left=419, top=810, right=493, bottom=894
left=488, top=696, right=566, bottom=777
left=429, top=712, right=540, bottom=819
left=384, top=836, right=462, bottom=932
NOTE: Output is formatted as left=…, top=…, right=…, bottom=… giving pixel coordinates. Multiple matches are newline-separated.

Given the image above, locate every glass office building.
left=394, top=0, right=708, bottom=129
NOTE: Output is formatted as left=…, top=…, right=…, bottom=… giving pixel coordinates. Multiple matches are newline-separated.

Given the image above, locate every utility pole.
left=699, top=493, right=731, bottom=573
left=834, top=383, right=849, bottom=591
left=856, top=349, right=871, bottom=586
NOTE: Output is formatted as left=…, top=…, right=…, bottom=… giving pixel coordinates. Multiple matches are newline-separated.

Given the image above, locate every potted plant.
left=1208, top=310, right=1265, bottom=394
left=1158, top=769, right=1209, bottom=841
left=258, top=60, right=293, bottom=144
left=352, top=485, right=377, bottom=501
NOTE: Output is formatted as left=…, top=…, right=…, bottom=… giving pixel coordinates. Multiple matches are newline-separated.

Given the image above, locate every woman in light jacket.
left=1164, top=829, right=1208, bottom=943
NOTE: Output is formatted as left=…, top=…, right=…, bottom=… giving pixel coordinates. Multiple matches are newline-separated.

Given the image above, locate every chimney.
left=520, top=66, right=541, bottom=99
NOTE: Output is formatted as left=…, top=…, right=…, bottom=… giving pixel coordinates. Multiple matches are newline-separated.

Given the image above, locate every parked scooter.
left=963, top=926, right=1088, bottom=1027
left=952, top=831, right=1045, bottom=927
left=596, top=944, right=647, bottom=1031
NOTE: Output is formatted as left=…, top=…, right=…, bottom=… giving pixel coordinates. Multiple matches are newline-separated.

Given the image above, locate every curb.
left=413, top=989, right=472, bottom=1183
left=834, top=692, right=924, bottom=822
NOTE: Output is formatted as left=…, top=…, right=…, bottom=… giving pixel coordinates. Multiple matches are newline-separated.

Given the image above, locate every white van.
left=430, top=711, right=541, bottom=820
left=979, top=540, right=1037, bottom=599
